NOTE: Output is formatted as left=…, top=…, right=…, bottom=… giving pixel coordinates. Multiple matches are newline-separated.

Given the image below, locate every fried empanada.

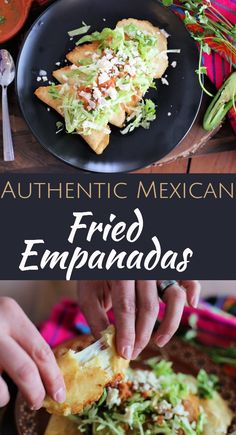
left=43, top=326, right=129, bottom=416
left=116, top=18, right=168, bottom=79
left=35, top=85, right=110, bottom=154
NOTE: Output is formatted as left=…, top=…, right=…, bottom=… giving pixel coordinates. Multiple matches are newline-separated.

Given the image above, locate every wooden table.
left=0, top=3, right=235, bottom=174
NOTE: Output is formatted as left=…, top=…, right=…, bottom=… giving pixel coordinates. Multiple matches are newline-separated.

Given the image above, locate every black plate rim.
left=16, top=0, right=203, bottom=173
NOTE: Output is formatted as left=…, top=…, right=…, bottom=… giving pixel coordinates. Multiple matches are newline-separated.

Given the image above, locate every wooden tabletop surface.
left=0, top=2, right=235, bottom=174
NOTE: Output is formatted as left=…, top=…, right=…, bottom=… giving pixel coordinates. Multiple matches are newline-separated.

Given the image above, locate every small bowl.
left=0, top=0, right=33, bottom=44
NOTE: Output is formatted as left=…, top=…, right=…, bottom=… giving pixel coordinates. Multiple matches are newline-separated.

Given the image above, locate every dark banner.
left=1, top=173, right=236, bottom=279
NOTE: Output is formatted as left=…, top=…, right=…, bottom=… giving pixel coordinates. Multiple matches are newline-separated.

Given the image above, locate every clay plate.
left=15, top=337, right=236, bottom=434
left=0, top=0, right=33, bottom=44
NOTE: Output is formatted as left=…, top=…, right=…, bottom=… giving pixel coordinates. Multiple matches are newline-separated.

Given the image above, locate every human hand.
left=0, top=297, right=66, bottom=410
left=77, top=280, right=201, bottom=360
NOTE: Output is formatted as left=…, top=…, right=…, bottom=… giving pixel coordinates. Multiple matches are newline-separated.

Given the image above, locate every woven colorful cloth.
left=40, top=296, right=236, bottom=348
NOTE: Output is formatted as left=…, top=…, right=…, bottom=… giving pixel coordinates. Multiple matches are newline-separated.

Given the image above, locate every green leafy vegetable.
left=68, top=24, right=91, bottom=37
left=160, top=0, right=236, bottom=98
left=68, top=362, right=213, bottom=435
left=197, top=369, right=218, bottom=398
left=97, top=389, right=107, bottom=407
left=48, top=84, right=60, bottom=99
left=121, top=99, right=156, bottom=135
left=0, top=16, right=5, bottom=25
left=147, top=358, right=173, bottom=377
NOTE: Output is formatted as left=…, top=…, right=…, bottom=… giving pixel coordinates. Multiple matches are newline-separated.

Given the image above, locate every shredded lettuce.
left=121, top=99, right=156, bottom=134
left=146, top=358, right=173, bottom=377
left=97, top=389, right=107, bottom=406
left=197, top=369, right=219, bottom=399
left=76, top=27, right=125, bottom=50
left=48, top=84, right=60, bottom=99
left=68, top=24, right=91, bottom=37
left=53, top=22, right=164, bottom=136
left=69, top=360, right=216, bottom=435
left=196, top=411, right=206, bottom=435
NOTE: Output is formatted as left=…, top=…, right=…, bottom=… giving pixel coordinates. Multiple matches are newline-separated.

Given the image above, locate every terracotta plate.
left=0, top=0, right=33, bottom=44
left=15, top=337, right=236, bottom=434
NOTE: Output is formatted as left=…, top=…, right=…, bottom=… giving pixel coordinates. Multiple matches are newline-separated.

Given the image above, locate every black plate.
left=16, top=0, right=202, bottom=173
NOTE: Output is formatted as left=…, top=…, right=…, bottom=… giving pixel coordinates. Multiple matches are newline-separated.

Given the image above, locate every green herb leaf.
left=162, top=0, right=173, bottom=6
left=197, top=369, right=218, bottom=398
left=195, top=66, right=207, bottom=75
left=0, top=16, right=6, bottom=25
left=121, top=99, right=156, bottom=135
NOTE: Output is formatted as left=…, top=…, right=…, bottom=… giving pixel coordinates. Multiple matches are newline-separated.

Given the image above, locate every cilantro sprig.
left=161, top=0, right=236, bottom=96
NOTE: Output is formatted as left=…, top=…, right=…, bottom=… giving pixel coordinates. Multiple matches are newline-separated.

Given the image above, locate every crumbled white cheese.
left=171, top=61, right=177, bottom=68
left=161, top=77, right=169, bottom=86
left=165, top=411, right=174, bottom=420
left=88, top=101, right=96, bottom=110
left=42, top=76, right=48, bottom=82
left=127, top=369, right=160, bottom=391
left=36, top=76, right=41, bottom=82
left=39, top=69, right=47, bottom=76
left=157, top=400, right=172, bottom=414
left=173, top=403, right=189, bottom=417
left=124, top=64, right=136, bottom=77
left=92, top=52, right=100, bottom=61
left=47, top=107, right=51, bottom=111
left=98, top=71, right=110, bottom=84
left=106, top=387, right=121, bottom=408
left=103, top=17, right=106, bottom=21
left=104, top=49, right=113, bottom=61
left=110, top=56, right=119, bottom=66
left=71, top=64, right=79, bottom=70
left=93, top=87, right=102, bottom=101
left=62, top=74, right=69, bottom=81
left=167, top=112, right=172, bottom=116
left=98, top=96, right=108, bottom=108
left=55, top=62, right=61, bottom=66
left=97, top=57, right=113, bottom=73
left=79, top=90, right=92, bottom=101
left=106, top=87, right=118, bottom=100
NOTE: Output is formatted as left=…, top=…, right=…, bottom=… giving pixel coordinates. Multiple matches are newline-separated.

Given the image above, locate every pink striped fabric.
left=40, top=298, right=236, bottom=349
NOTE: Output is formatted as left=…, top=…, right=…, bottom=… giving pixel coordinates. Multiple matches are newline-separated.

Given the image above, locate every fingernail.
left=155, top=335, right=170, bottom=348
left=122, top=345, right=132, bottom=360
left=30, top=403, right=42, bottom=411
left=132, top=348, right=142, bottom=360
left=191, top=295, right=199, bottom=308
left=54, top=387, right=66, bottom=403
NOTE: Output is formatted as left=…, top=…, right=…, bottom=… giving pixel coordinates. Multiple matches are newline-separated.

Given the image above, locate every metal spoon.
left=0, top=49, right=15, bottom=161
